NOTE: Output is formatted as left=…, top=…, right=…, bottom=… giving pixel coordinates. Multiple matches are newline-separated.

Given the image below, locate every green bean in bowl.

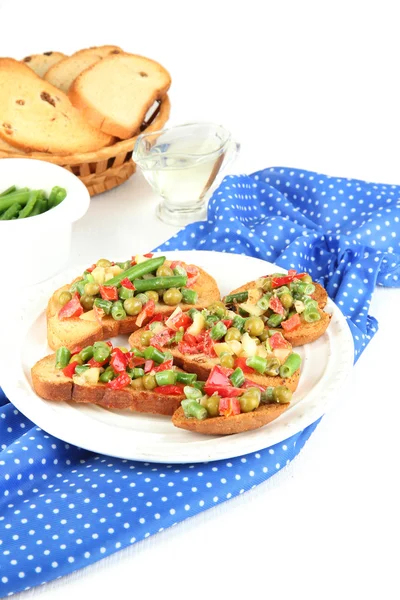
left=0, top=185, right=67, bottom=220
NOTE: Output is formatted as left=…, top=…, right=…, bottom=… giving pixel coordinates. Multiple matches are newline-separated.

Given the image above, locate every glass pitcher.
left=132, top=122, right=240, bottom=226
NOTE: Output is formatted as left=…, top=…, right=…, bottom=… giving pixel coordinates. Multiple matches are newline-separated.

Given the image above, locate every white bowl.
left=0, top=158, right=90, bottom=287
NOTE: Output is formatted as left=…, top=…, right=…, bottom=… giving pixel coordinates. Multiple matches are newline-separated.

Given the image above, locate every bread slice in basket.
left=69, top=52, right=171, bottom=139
left=0, top=58, right=113, bottom=154
left=21, top=51, right=67, bottom=78
left=44, top=45, right=122, bottom=93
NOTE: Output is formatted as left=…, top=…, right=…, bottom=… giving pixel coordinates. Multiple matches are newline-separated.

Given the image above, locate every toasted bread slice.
left=0, top=135, right=26, bottom=153
left=21, top=51, right=67, bottom=78
left=128, top=329, right=300, bottom=392
left=69, top=52, right=171, bottom=138
left=172, top=402, right=289, bottom=435
left=46, top=262, right=220, bottom=351
left=225, top=281, right=331, bottom=346
left=0, top=58, right=113, bottom=154
left=31, top=354, right=184, bottom=415
left=44, top=45, right=122, bottom=93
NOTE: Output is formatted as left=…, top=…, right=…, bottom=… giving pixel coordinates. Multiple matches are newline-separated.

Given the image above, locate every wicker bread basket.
left=0, top=95, right=170, bottom=197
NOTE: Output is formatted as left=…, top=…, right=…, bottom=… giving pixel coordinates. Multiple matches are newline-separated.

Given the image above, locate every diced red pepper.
left=144, top=359, right=154, bottom=373
left=110, top=348, right=128, bottom=373
left=106, top=372, right=131, bottom=390
left=182, top=332, right=198, bottom=345
left=71, top=345, right=83, bottom=356
left=269, top=332, right=289, bottom=349
left=126, top=354, right=146, bottom=368
left=146, top=314, right=165, bottom=328
left=202, top=330, right=216, bottom=357
left=105, top=341, right=113, bottom=348
left=99, top=285, right=119, bottom=301
left=58, top=293, right=84, bottom=320
left=206, top=365, right=231, bottom=387
left=150, top=328, right=173, bottom=349
left=205, top=384, right=243, bottom=397
left=221, top=319, right=233, bottom=329
left=153, top=359, right=174, bottom=373
left=170, top=261, right=200, bottom=287
left=136, top=299, right=155, bottom=327
left=271, top=271, right=306, bottom=289
left=143, top=253, right=154, bottom=258
left=281, top=313, right=302, bottom=332
left=86, top=264, right=97, bottom=273
left=154, top=384, right=184, bottom=396
left=88, top=357, right=109, bottom=368
left=234, top=356, right=255, bottom=374
left=219, top=396, right=241, bottom=416
left=269, top=295, right=286, bottom=316
left=130, top=257, right=137, bottom=266
left=62, top=361, right=79, bottom=378
left=165, top=307, right=192, bottom=331
left=120, top=278, right=135, bottom=290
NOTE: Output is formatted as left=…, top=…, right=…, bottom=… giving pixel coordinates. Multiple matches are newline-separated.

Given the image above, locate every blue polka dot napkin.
left=1, top=167, right=399, bottom=597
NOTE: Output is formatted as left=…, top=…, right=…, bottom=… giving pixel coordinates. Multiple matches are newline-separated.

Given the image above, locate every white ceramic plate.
left=1, top=251, right=354, bottom=464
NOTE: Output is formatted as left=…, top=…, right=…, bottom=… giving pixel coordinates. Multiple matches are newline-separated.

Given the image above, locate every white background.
left=1, top=1, right=399, bottom=599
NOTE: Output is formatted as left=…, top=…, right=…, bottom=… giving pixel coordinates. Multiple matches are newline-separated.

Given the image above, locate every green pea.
left=123, top=297, right=142, bottom=316
left=280, top=292, right=293, bottom=309
left=204, top=395, right=220, bottom=417
left=300, top=274, right=313, bottom=284
left=146, top=290, right=159, bottom=303
left=96, top=259, right=111, bottom=268
left=131, top=377, right=144, bottom=390
left=142, top=374, right=157, bottom=390
left=224, top=327, right=241, bottom=342
left=80, top=295, right=95, bottom=310
left=272, top=386, right=292, bottom=404
left=84, top=282, right=100, bottom=296
left=163, top=288, right=182, bottom=306
left=140, top=330, right=153, bottom=347
left=58, top=291, right=72, bottom=306
left=219, top=353, right=234, bottom=369
left=239, top=389, right=261, bottom=413
left=156, top=265, right=174, bottom=277
left=244, top=316, right=265, bottom=337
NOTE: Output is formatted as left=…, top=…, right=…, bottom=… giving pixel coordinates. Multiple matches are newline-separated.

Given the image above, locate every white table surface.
left=1, top=0, right=400, bottom=598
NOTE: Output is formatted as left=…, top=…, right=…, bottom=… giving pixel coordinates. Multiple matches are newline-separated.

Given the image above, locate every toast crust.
left=22, top=51, right=67, bottom=78
left=226, top=281, right=331, bottom=346
left=129, top=329, right=300, bottom=392
left=171, top=402, right=289, bottom=435
left=31, top=355, right=184, bottom=415
left=46, top=262, right=220, bottom=350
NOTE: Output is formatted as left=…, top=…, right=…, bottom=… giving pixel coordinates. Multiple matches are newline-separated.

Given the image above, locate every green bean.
left=37, top=198, right=48, bottom=214
left=131, top=368, right=145, bottom=379
left=279, top=353, right=302, bottom=378
left=79, top=346, right=94, bottom=363
left=205, top=314, right=220, bottom=328
left=0, top=203, right=21, bottom=220
left=188, top=308, right=201, bottom=320
left=155, top=370, right=177, bottom=386
left=135, top=293, right=149, bottom=305
left=267, top=314, right=284, bottom=328
left=93, top=298, right=113, bottom=315
left=104, top=256, right=166, bottom=286
left=260, top=387, right=275, bottom=404
left=131, top=348, right=145, bottom=358
left=257, top=294, right=271, bottom=310
left=116, top=260, right=131, bottom=271
left=18, top=190, right=38, bottom=218
left=93, top=343, right=111, bottom=363
left=230, top=367, right=245, bottom=388
left=29, top=200, right=42, bottom=217
left=232, top=315, right=246, bottom=333
left=173, top=265, right=187, bottom=277
left=75, top=365, right=90, bottom=375
left=265, top=357, right=280, bottom=376
left=184, top=385, right=203, bottom=400
left=118, top=286, right=134, bottom=300
left=303, top=297, right=318, bottom=308
left=303, top=308, right=321, bottom=323
left=176, top=372, right=197, bottom=384
left=0, top=185, right=16, bottom=196
left=133, top=275, right=187, bottom=292
left=192, top=381, right=205, bottom=392
left=246, top=355, right=267, bottom=374
left=111, top=301, right=126, bottom=321
left=99, top=367, right=115, bottom=383
left=0, top=190, right=30, bottom=212
left=74, top=280, right=87, bottom=296
left=48, top=186, right=67, bottom=208
left=144, top=346, right=166, bottom=363
left=55, top=347, right=71, bottom=369
left=181, top=287, right=198, bottom=305
left=210, top=321, right=228, bottom=341
left=224, top=291, right=249, bottom=304
left=181, top=399, right=208, bottom=420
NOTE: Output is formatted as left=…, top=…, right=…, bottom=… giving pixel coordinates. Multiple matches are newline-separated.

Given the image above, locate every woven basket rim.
left=0, top=95, right=171, bottom=165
